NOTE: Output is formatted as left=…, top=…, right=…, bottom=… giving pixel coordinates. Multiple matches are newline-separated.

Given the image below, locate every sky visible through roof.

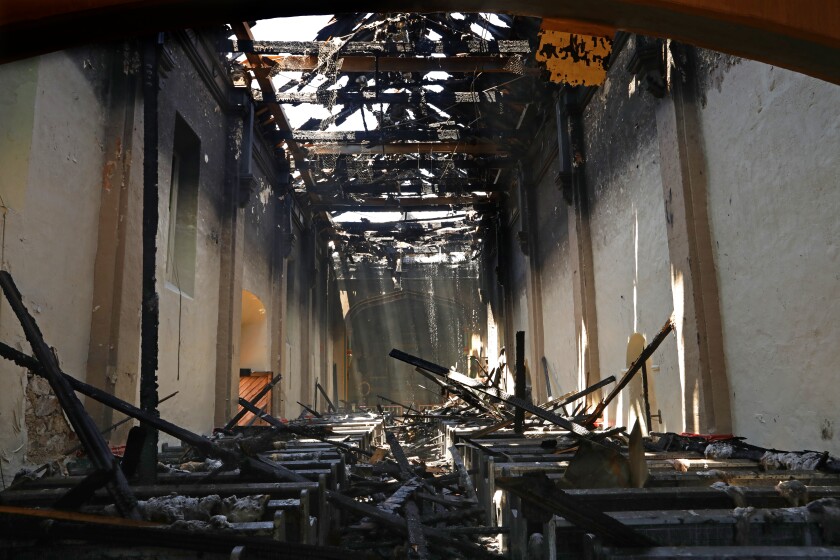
left=248, top=15, right=503, bottom=226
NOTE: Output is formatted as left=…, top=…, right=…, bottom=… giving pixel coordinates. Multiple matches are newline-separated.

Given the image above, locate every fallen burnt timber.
left=3, top=279, right=840, bottom=559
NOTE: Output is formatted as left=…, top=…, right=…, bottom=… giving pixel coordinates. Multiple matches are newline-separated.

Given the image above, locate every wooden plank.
left=225, top=38, right=530, bottom=56
left=587, top=318, right=674, bottom=423
left=496, top=474, right=657, bottom=547
left=305, top=142, right=507, bottom=155
left=391, top=349, right=596, bottom=439
left=449, top=445, right=479, bottom=504
left=0, top=272, right=141, bottom=519
left=262, top=89, right=527, bottom=106
left=224, top=373, right=282, bottom=430
left=260, top=54, right=537, bottom=75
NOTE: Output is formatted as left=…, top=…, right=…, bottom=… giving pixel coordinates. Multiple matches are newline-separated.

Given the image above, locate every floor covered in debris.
left=3, top=337, right=840, bottom=559
left=0, top=5, right=839, bottom=560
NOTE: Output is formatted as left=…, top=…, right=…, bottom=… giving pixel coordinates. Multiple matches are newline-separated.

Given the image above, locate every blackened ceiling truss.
left=228, top=12, right=551, bottom=260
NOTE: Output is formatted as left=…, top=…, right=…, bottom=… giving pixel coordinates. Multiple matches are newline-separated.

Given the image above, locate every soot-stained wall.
left=501, top=37, right=839, bottom=450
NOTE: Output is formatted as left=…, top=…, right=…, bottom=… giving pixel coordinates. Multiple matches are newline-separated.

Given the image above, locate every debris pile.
left=2, top=272, right=840, bottom=559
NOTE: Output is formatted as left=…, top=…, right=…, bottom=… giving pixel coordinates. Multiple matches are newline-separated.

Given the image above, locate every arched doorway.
left=237, top=290, right=271, bottom=425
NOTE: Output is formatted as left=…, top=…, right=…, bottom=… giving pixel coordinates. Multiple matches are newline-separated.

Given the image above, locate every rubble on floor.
left=2, top=283, right=840, bottom=559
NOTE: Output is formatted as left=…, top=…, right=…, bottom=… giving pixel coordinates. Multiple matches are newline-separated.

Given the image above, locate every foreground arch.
left=1, top=1, right=839, bottom=83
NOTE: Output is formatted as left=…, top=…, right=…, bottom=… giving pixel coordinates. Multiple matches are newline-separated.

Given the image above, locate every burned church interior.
left=0, top=2, right=839, bottom=558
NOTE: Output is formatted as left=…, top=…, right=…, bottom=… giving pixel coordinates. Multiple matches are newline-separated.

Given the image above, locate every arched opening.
left=237, top=290, right=270, bottom=425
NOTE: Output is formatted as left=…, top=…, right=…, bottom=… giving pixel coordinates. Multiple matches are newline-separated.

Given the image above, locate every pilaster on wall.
left=86, top=47, right=142, bottom=440
left=654, top=43, right=732, bottom=433
left=213, top=116, right=246, bottom=427
left=518, top=164, right=548, bottom=403
left=556, top=93, right=601, bottom=395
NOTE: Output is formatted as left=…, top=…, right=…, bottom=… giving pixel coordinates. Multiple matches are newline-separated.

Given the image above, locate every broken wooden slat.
left=379, top=478, right=424, bottom=514
left=259, top=54, right=537, bottom=75
left=496, top=474, right=658, bottom=548
left=449, top=445, right=479, bottom=504
left=297, top=401, right=323, bottom=418
left=224, top=38, right=530, bottom=56
left=315, top=381, right=336, bottom=413
left=392, top=348, right=596, bottom=439
left=238, top=398, right=373, bottom=457
left=514, top=331, right=526, bottom=434
left=326, top=491, right=497, bottom=559
left=546, top=375, right=616, bottom=411
left=405, top=500, right=430, bottom=559
left=587, top=317, right=674, bottom=423
left=0, top=271, right=141, bottom=520
left=224, top=372, right=282, bottom=431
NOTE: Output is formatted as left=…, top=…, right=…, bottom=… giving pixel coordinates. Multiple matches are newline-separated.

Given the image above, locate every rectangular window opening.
left=166, top=114, right=200, bottom=296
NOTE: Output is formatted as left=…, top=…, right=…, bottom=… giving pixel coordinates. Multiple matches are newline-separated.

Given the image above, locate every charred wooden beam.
left=225, top=38, right=530, bottom=56
left=337, top=180, right=495, bottom=195
left=586, top=317, right=674, bottom=424
left=546, top=375, right=616, bottom=412
left=223, top=372, right=282, bottom=431
left=233, top=22, right=313, bottom=188
left=299, top=157, right=514, bottom=171
left=304, top=142, right=507, bottom=156
left=297, top=401, right=323, bottom=418
left=0, top=272, right=141, bottom=519
left=0, top=340, right=310, bottom=484
left=261, top=89, right=527, bottom=106
left=285, top=129, right=520, bottom=143
left=496, top=474, right=658, bottom=548
left=311, top=196, right=495, bottom=212
left=514, top=331, right=526, bottom=434
left=259, top=54, right=536, bottom=75
left=238, top=397, right=373, bottom=457
left=315, top=381, right=336, bottom=413
left=139, top=34, right=161, bottom=482
left=390, top=348, right=595, bottom=439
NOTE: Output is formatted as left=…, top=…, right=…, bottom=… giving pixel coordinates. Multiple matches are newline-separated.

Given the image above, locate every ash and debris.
left=103, top=493, right=267, bottom=525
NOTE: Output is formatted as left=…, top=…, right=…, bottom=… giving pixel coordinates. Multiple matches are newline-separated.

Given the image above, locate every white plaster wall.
left=157, top=162, right=223, bottom=438
left=699, top=59, right=840, bottom=453
left=587, top=128, right=681, bottom=433
left=0, top=51, right=107, bottom=471
left=534, top=174, right=578, bottom=396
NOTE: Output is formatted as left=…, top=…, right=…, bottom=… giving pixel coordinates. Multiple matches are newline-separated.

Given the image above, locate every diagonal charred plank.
left=0, top=271, right=141, bottom=520
left=238, top=397, right=373, bottom=457
left=223, top=372, right=282, bottom=430
left=586, top=317, right=674, bottom=424
left=0, top=341, right=309, bottom=484
left=391, top=348, right=594, bottom=439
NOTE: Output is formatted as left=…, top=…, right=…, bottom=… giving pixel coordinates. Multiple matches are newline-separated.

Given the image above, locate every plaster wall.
left=531, top=136, right=579, bottom=397
left=241, top=163, right=279, bottom=374
left=697, top=56, right=840, bottom=452
left=155, top=38, right=226, bottom=438
left=505, top=203, right=532, bottom=391
left=0, top=48, right=110, bottom=472
left=583, top=43, right=681, bottom=432
left=280, top=219, right=308, bottom=417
